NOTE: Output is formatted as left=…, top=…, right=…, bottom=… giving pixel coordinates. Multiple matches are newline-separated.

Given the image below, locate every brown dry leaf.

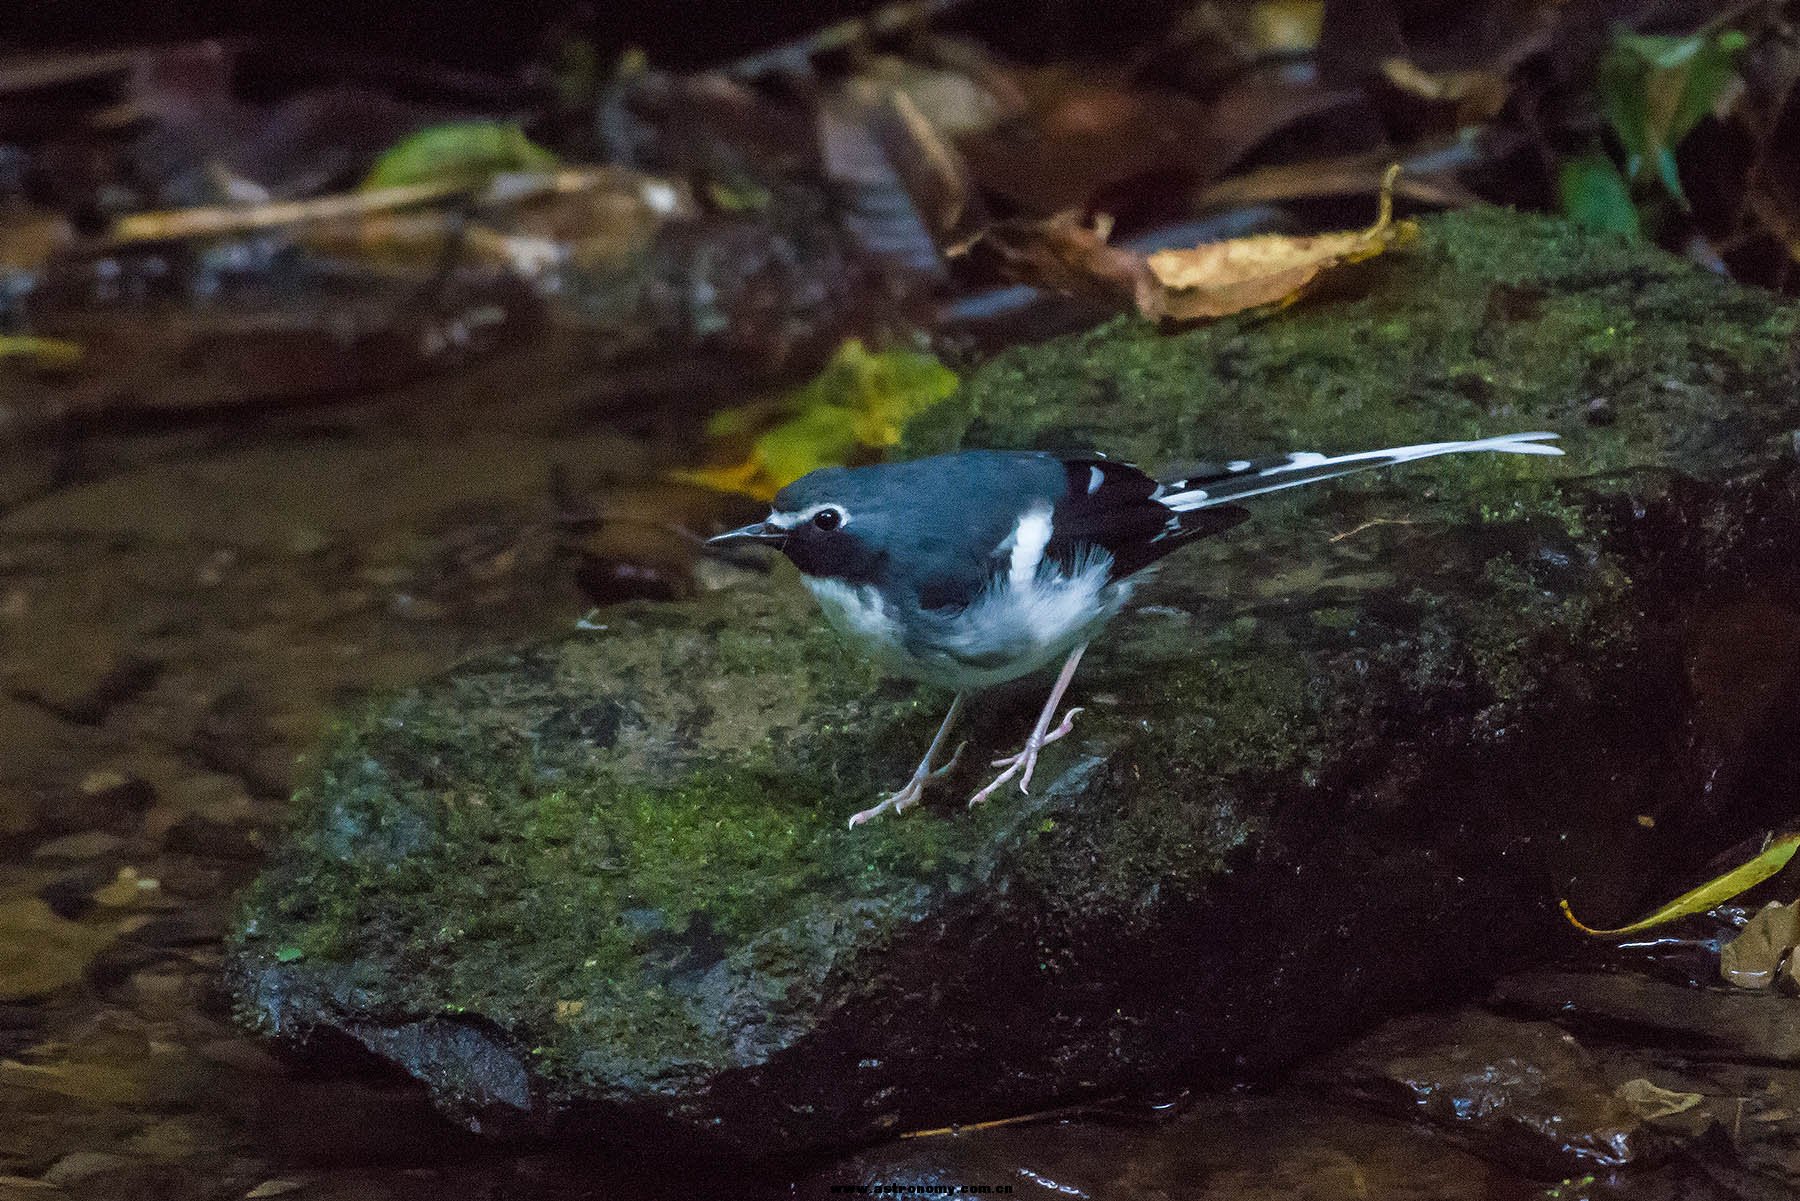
left=959, top=64, right=1355, bottom=214
left=857, top=53, right=1012, bottom=136
left=956, top=210, right=1164, bottom=318
left=821, top=77, right=986, bottom=263
left=0, top=208, right=74, bottom=274
left=1721, top=901, right=1800, bottom=990
left=957, top=69, right=1210, bottom=213
left=1380, top=57, right=1510, bottom=125
left=1196, top=145, right=1482, bottom=211
left=1744, top=72, right=1800, bottom=265
left=1147, top=163, right=1417, bottom=320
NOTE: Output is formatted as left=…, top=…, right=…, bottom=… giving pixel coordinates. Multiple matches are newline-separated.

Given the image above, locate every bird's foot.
left=968, top=707, right=1084, bottom=808
left=847, top=741, right=967, bottom=829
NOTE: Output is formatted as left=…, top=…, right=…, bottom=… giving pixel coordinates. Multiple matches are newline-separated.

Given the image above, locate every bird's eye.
left=812, top=508, right=843, bottom=532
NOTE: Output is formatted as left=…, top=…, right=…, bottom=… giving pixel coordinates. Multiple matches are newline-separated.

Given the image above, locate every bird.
left=706, top=431, right=1563, bottom=828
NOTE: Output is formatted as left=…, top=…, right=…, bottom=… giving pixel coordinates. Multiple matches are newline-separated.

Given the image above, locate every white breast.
left=803, top=576, right=911, bottom=666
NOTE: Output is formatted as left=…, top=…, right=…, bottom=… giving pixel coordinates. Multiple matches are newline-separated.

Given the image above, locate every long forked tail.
left=1157, top=431, right=1562, bottom=511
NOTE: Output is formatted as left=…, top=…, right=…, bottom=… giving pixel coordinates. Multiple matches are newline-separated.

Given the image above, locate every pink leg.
left=969, top=643, right=1088, bottom=808
left=847, top=693, right=967, bottom=829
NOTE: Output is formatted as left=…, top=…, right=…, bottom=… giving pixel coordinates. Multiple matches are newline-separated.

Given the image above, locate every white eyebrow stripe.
left=767, top=503, right=849, bottom=530
left=1008, top=505, right=1053, bottom=587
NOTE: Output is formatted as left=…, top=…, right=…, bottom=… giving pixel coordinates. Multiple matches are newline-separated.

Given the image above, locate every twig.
left=110, top=179, right=474, bottom=243
left=899, top=1095, right=1125, bottom=1139
left=1328, top=516, right=1418, bottom=543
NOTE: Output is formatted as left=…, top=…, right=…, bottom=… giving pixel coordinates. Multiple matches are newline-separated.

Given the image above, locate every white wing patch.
left=1008, top=505, right=1054, bottom=589
left=1087, top=465, right=1104, bottom=495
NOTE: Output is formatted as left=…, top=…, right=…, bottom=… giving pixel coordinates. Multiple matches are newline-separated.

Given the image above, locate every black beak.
left=705, top=520, right=787, bottom=549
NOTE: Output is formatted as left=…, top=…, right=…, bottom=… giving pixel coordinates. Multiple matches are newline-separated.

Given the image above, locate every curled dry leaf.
left=1146, top=163, right=1418, bottom=320
left=1719, top=901, right=1800, bottom=990
left=958, top=210, right=1164, bottom=317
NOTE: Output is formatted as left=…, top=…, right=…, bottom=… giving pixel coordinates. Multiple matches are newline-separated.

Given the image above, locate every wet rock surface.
left=1495, top=970, right=1800, bottom=1063
left=814, top=965, right=1800, bottom=1201
left=809, top=1093, right=1548, bottom=1201
left=226, top=209, right=1800, bottom=1160
left=1314, top=1008, right=1656, bottom=1173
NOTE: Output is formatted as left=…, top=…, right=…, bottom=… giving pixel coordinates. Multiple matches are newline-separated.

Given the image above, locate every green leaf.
left=1597, top=26, right=1746, bottom=208
left=274, top=946, right=305, bottom=963
left=361, top=122, right=558, bottom=192
left=1561, top=832, right=1800, bottom=937
left=0, top=335, right=82, bottom=369
left=754, top=403, right=861, bottom=487
left=1559, top=154, right=1642, bottom=238
left=672, top=340, right=958, bottom=499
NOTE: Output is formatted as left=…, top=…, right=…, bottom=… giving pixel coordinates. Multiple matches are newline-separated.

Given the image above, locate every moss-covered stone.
left=229, top=209, right=1800, bottom=1160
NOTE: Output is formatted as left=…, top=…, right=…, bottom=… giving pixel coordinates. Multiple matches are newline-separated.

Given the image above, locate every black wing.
left=1048, top=457, right=1249, bottom=579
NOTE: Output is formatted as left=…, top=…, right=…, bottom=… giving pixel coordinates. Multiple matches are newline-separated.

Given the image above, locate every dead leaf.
left=858, top=53, right=1011, bottom=136
left=1147, top=163, right=1417, bottom=320
left=1720, top=901, right=1800, bottom=990
left=1744, top=71, right=1800, bottom=264
left=959, top=64, right=1355, bottom=214
left=957, top=69, right=1211, bottom=213
left=1615, top=1078, right=1705, bottom=1121
left=821, top=78, right=985, bottom=266
left=957, top=209, right=1164, bottom=317
left=1200, top=66, right=1364, bottom=177
left=287, top=167, right=688, bottom=278
left=1195, top=145, right=1482, bottom=212
left=1380, top=57, right=1510, bottom=125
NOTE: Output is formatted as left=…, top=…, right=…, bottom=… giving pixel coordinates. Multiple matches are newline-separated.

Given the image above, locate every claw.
left=970, top=705, right=1084, bottom=806
left=848, top=699, right=967, bottom=828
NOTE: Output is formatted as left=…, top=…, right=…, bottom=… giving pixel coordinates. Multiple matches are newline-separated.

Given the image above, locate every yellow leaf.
left=1615, top=1078, right=1704, bottom=1120
left=1147, top=164, right=1418, bottom=321
left=671, top=446, right=786, bottom=505
left=0, top=335, right=81, bottom=369
left=1249, top=1, right=1324, bottom=54
left=1560, top=833, right=1800, bottom=938
left=671, top=340, right=957, bottom=500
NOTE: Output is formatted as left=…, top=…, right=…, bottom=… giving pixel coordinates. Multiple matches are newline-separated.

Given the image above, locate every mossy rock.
left=229, top=209, right=1800, bottom=1160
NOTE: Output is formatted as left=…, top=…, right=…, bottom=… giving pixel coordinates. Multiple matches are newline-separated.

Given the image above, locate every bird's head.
left=705, top=467, right=887, bottom=582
